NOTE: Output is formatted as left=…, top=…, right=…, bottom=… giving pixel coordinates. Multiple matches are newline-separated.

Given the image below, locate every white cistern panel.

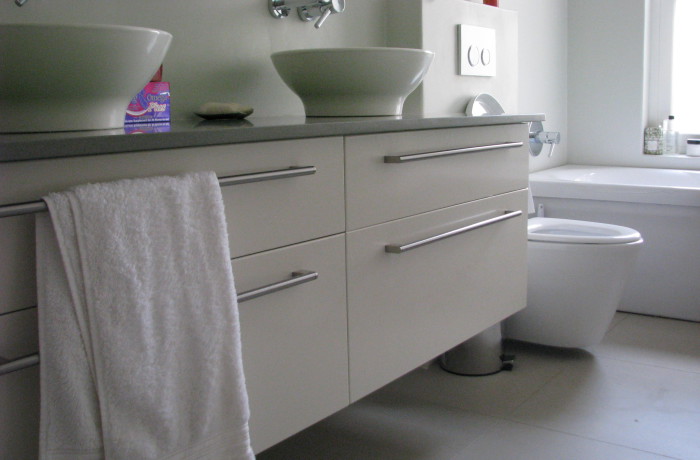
left=459, top=24, right=496, bottom=76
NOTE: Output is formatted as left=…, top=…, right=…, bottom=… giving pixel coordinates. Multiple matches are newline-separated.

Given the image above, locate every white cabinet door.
left=0, top=309, right=40, bottom=459
left=232, top=234, right=349, bottom=453
left=0, top=367, right=40, bottom=459
left=346, top=190, right=527, bottom=401
left=0, top=216, right=35, bottom=313
left=0, top=137, right=344, bottom=260
left=345, top=125, right=528, bottom=230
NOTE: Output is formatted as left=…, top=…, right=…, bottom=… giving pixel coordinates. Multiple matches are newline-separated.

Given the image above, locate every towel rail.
left=0, top=166, right=320, bottom=376
left=0, top=165, right=317, bottom=219
left=0, top=354, right=40, bottom=376
left=0, top=270, right=319, bottom=377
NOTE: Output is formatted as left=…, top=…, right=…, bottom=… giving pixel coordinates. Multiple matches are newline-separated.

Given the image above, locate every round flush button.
left=481, top=48, right=491, bottom=66
left=468, top=45, right=481, bottom=66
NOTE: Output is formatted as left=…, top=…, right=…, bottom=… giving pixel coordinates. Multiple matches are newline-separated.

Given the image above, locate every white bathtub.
left=529, top=165, right=700, bottom=322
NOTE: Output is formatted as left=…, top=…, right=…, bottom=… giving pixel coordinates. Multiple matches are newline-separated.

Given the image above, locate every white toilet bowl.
left=504, top=217, right=643, bottom=348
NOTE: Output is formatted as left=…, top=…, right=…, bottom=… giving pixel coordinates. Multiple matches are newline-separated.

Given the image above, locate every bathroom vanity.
left=0, top=114, right=539, bottom=456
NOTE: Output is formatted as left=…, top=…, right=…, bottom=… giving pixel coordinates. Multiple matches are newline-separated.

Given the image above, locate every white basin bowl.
left=0, top=23, right=172, bottom=133
left=271, top=47, right=434, bottom=117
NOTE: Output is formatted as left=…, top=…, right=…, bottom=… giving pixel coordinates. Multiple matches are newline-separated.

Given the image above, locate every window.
left=647, top=0, right=674, bottom=133
left=648, top=0, right=700, bottom=148
left=671, top=0, right=700, bottom=134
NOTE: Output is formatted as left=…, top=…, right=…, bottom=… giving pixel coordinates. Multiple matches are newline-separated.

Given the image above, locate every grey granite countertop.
left=0, top=113, right=544, bottom=163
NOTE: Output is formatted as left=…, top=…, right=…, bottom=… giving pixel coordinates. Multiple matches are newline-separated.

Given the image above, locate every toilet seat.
left=528, top=217, right=642, bottom=244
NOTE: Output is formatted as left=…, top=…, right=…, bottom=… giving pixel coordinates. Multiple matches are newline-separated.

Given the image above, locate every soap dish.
left=194, top=102, right=254, bottom=120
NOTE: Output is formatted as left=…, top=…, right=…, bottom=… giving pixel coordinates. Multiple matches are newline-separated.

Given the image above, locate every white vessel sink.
left=271, top=47, right=434, bottom=117
left=0, top=23, right=172, bottom=133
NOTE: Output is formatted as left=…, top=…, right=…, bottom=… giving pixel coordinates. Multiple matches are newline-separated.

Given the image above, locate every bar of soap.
left=195, top=102, right=254, bottom=120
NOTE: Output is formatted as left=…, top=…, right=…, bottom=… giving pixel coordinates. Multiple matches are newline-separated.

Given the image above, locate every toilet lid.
left=528, top=217, right=642, bottom=244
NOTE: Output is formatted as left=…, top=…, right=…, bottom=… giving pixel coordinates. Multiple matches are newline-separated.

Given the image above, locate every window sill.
left=659, top=154, right=700, bottom=159
left=644, top=153, right=700, bottom=159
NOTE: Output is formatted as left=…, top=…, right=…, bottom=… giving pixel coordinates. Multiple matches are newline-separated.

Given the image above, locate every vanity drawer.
left=0, top=137, right=345, bottom=313
left=0, top=307, right=38, bottom=362
left=212, top=139, right=344, bottom=257
left=0, top=235, right=348, bottom=457
left=0, top=137, right=344, bottom=259
left=346, top=190, right=527, bottom=401
left=0, top=308, right=40, bottom=458
left=232, top=234, right=349, bottom=453
left=0, top=216, right=36, bottom=313
left=0, top=365, right=39, bottom=459
left=345, top=125, right=528, bottom=230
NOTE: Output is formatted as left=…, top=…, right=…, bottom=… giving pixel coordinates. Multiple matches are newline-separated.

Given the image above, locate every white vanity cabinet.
left=0, top=137, right=347, bottom=458
left=345, top=126, right=529, bottom=401
left=0, top=119, right=532, bottom=458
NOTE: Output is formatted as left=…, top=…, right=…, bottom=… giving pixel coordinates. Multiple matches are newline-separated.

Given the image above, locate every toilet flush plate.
left=458, top=25, right=496, bottom=76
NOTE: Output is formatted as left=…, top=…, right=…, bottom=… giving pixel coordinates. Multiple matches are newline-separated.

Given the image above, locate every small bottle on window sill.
left=662, top=115, right=678, bottom=154
left=644, top=125, right=664, bottom=155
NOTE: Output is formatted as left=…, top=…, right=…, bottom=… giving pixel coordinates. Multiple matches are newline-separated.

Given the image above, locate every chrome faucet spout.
left=15, top=0, right=29, bottom=6
left=269, top=0, right=345, bottom=28
left=528, top=121, right=561, bottom=157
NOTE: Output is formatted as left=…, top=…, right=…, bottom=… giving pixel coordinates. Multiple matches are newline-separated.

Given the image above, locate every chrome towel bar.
left=0, top=165, right=317, bottom=219
left=383, top=141, right=523, bottom=163
left=0, top=270, right=319, bottom=377
left=0, top=354, right=40, bottom=376
left=0, top=165, right=320, bottom=376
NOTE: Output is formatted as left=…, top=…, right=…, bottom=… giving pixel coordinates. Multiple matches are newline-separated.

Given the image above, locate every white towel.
left=36, top=172, right=254, bottom=460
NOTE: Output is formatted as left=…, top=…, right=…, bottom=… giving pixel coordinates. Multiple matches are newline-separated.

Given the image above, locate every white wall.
left=0, top=0, right=389, bottom=121
left=567, top=0, right=647, bottom=167
left=388, top=0, right=519, bottom=117
left=500, top=0, right=569, bottom=172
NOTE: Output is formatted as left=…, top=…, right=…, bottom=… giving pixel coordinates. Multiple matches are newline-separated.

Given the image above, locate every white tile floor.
left=258, top=313, right=700, bottom=460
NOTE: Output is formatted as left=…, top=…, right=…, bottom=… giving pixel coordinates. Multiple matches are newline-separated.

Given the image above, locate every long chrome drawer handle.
left=385, top=210, right=523, bottom=254
left=383, top=142, right=524, bottom=163
left=0, top=166, right=317, bottom=219
left=237, top=270, right=319, bottom=303
left=0, top=353, right=40, bottom=377
left=218, top=165, right=317, bottom=186
left=0, top=269, right=320, bottom=377
left=0, top=200, right=48, bottom=218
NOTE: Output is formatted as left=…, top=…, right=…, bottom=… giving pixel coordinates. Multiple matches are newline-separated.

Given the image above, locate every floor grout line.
left=506, top=364, right=569, bottom=415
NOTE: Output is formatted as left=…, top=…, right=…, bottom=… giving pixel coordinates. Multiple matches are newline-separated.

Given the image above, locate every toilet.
left=503, top=194, right=643, bottom=348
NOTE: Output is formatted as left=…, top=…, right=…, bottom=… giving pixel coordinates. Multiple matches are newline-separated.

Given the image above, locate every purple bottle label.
left=125, top=82, right=170, bottom=123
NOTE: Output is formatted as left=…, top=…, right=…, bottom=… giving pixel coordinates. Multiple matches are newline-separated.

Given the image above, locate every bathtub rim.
left=529, top=164, right=700, bottom=207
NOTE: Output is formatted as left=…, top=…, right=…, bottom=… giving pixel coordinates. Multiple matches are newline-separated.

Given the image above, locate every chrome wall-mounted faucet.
left=528, top=121, right=561, bottom=157
left=15, top=0, right=28, bottom=6
left=269, top=0, right=346, bottom=29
